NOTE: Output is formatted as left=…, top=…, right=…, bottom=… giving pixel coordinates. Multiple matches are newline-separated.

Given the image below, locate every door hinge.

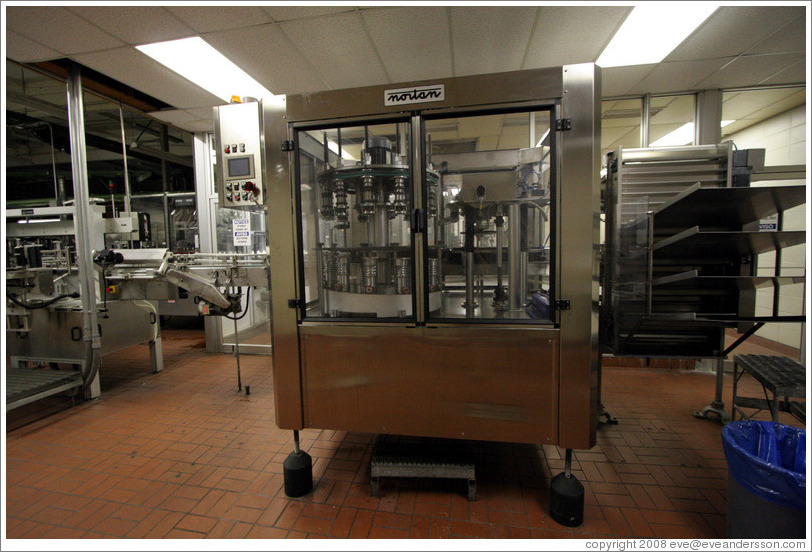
left=288, top=299, right=302, bottom=309
left=555, top=299, right=571, bottom=310
left=281, top=140, right=294, bottom=152
left=556, top=118, right=572, bottom=131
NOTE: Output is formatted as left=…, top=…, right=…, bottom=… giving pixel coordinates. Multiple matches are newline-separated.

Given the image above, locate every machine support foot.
left=283, top=430, right=313, bottom=498
left=149, top=335, right=164, bottom=373
left=693, top=400, right=731, bottom=424
left=550, top=449, right=584, bottom=527
left=693, top=358, right=731, bottom=423
left=597, top=402, right=618, bottom=427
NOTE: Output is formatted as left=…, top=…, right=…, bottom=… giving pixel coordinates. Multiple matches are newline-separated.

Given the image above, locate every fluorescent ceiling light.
left=136, top=37, right=285, bottom=105
left=650, top=120, right=735, bottom=147
left=597, top=3, right=718, bottom=68
left=17, top=218, right=60, bottom=224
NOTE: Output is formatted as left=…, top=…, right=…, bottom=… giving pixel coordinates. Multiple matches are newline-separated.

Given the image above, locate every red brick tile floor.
left=4, top=324, right=806, bottom=539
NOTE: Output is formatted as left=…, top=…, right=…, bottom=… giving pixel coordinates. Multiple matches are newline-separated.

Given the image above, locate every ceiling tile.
left=280, top=12, right=388, bottom=90
left=601, top=65, right=656, bottom=98
left=146, top=109, right=197, bottom=126
left=183, top=119, right=216, bottom=133
left=523, top=6, right=632, bottom=69
left=72, top=47, right=223, bottom=109
left=627, top=58, right=734, bottom=95
left=361, top=7, right=452, bottom=83
left=166, top=6, right=273, bottom=33
left=696, top=53, right=806, bottom=89
left=68, top=6, right=195, bottom=45
left=184, top=106, right=218, bottom=120
left=6, top=6, right=124, bottom=55
left=666, top=6, right=804, bottom=62
left=263, top=6, right=357, bottom=22
left=746, top=16, right=807, bottom=55
left=450, top=6, right=537, bottom=76
left=759, top=58, right=807, bottom=86
left=5, top=30, right=61, bottom=63
left=203, top=24, right=328, bottom=95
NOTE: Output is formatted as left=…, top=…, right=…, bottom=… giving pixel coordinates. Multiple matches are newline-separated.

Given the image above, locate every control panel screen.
left=227, top=156, right=252, bottom=178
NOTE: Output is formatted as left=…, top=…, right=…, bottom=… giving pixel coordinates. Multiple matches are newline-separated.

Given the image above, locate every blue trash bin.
left=722, top=420, right=806, bottom=538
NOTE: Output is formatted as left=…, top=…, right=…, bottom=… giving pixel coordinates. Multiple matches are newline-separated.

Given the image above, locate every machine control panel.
left=214, top=101, right=264, bottom=208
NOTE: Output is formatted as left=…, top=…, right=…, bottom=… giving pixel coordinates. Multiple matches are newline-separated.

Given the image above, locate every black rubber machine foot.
left=550, top=472, right=585, bottom=527
left=283, top=450, right=313, bottom=497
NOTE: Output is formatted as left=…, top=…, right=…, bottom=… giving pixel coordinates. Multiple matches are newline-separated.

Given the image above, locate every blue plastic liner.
left=722, top=420, right=806, bottom=510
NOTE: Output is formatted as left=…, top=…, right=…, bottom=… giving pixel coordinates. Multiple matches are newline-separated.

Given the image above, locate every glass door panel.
left=424, top=109, right=555, bottom=322
left=296, top=121, right=415, bottom=320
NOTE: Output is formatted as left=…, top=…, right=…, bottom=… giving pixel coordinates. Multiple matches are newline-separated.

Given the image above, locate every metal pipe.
left=46, top=123, right=59, bottom=204
left=496, top=214, right=504, bottom=294
left=772, top=211, right=784, bottom=316
left=508, top=203, right=522, bottom=310
left=564, top=448, right=573, bottom=478
left=395, top=123, right=401, bottom=157
left=323, top=131, right=329, bottom=169
left=58, top=177, right=67, bottom=207
left=374, top=205, right=389, bottom=247
left=529, top=112, right=535, bottom=148
left=118, top=106, right=132, bottom=215
left=233, top=301, right=242, bottom=391
left=66, top=62, right=101, bottom=392
left=162, top=193, right=171, bottom=249
left=465, top=251, right=475, bottom=317
left=293, top=430, right=301, bottom=454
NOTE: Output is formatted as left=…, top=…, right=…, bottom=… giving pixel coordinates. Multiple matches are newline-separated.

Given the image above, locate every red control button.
left=243, top=181, right=255, bottom=192
left=224, top=145, right=230, bottom=154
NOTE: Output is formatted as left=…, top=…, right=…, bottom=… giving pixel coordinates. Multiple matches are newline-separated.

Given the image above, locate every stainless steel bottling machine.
left=236, top=64, right=602, bottom=526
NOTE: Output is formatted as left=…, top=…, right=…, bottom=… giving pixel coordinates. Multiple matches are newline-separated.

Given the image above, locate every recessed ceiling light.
left=597, top=4, right=718, bottom=68
left=136, top=37, right=284, bottom=105
left=650, top=120, right=735, bottom=147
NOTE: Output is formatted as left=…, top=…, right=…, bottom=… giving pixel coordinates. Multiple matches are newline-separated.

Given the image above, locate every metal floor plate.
left=6, top=368, right=83, bottom=411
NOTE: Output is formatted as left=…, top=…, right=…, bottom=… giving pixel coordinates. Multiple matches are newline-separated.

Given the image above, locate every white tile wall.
left=726, top=103, right=807, bottom=348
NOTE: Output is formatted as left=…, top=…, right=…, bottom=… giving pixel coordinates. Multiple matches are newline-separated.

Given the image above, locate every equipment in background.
left=253, top=64, right=601, bottom=526
left=214, top=100, right=265, bottom=208
left=601, top=143, right=806, bottom=423
left=5, top=204, right=162, bottom=410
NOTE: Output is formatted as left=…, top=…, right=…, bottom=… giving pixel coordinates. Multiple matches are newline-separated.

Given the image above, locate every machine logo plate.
left=384, top=84, right=445, bottom=106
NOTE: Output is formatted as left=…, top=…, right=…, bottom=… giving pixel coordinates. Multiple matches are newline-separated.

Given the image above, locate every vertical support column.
left=695, top=89, right=722, bottom=145
left=640, top=94, right=651, bottom=148
left=265, top=101, right=304, bottom=430
left=66, top=62, right=102, bottom=399
left=508, top=203, right=522, bottom=310
left=193, top=133, right=221, bottom=351
left=558, top=63, right=601, bottom=450
left=411, top=114, right=426, bottom=324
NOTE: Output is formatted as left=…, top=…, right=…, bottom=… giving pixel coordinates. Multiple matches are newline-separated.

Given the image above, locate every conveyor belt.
left=6, top=368, right=83, bottom=411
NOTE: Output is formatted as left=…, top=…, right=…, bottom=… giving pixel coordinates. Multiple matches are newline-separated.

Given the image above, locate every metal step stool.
left=370, top=435, right=476, bottom=501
